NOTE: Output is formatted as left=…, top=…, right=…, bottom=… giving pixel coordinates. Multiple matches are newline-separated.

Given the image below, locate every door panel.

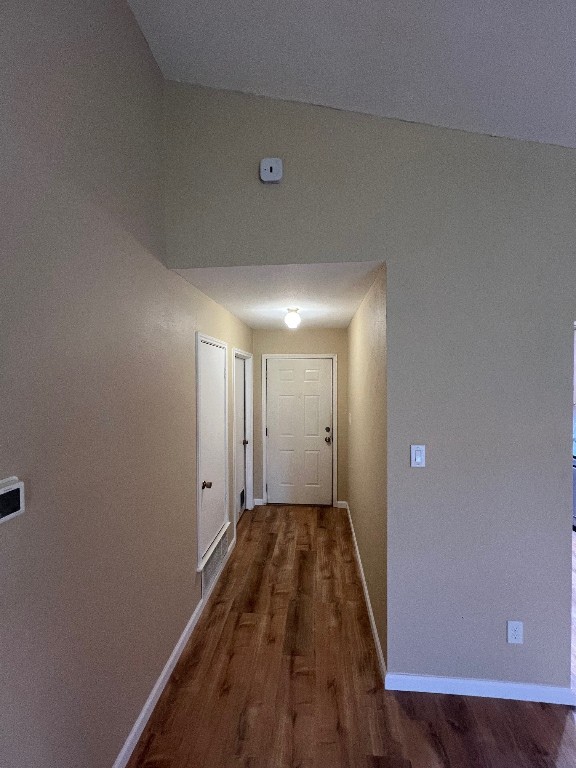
left=197, top=338, right=227, bottom=562
left=279, top=395, right=296, bottom=435
left=267, top=357, right=333, bottom=505
left=304, top=395, right=320, bottom=435
left=279, top=450, right=296, bottom=487
left=304, top=450, right=320, bottom=486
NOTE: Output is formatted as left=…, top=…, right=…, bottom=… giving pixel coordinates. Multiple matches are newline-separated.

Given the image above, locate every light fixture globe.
left=284, top=308, right=301, bottom=329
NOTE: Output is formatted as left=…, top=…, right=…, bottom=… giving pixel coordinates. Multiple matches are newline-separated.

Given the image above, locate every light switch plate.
left=410, top=444, right=426, bottom=467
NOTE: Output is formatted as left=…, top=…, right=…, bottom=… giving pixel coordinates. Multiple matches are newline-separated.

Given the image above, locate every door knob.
left=325, top=436, right=332, bottom=444
left=202, top=481, right=212, bottom=489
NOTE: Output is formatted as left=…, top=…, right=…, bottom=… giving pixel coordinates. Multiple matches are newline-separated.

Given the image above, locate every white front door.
left=234, top=356, right=246, bottom=522
left=266, top=357, right=333, bottom=505
left=197, top=336, right=228, bottom=564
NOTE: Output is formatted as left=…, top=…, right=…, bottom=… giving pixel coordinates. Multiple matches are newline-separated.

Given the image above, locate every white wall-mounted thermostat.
left=0, top=476, right=25, bottom=524
left=259, top=157, right=283, bottom=183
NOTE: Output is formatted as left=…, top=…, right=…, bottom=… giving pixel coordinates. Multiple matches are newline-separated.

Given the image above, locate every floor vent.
left=202, top=534, right=228, bottom=597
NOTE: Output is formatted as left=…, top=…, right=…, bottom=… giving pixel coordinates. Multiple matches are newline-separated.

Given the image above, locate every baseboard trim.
left=113, top=536, right=236, bottom=768
left=253, top=498, right=264, bottom=506
left=112, top=599, right=203, bottom=768
left=385, top=672, right=576, bottom=705
left=342, top=501, right=387, bottom=682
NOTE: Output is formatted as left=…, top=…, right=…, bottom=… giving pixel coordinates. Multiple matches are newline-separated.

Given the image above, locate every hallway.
left=128, top=507, right=576, bottom=768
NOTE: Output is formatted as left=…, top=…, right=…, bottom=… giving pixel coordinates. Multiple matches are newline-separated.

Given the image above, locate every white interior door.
left=234, top=356, right=246, bottom=522
left=197, top=336, right=228, bottom=565
left=267, top=357, right=333, bottom=505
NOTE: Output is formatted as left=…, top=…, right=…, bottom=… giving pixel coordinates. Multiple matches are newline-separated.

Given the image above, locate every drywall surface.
left=165, top=81, right=576, bottom=688
left=0, top=5, right=250, bottom=768
left=348, top=268, right=387, bottom=660
left=253, top=329, right=348, bottom=501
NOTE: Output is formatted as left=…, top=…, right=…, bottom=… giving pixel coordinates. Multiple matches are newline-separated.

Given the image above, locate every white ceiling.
left=129, top=0, right=576, bottom=149
left=176, top=261, right=383, bottom=329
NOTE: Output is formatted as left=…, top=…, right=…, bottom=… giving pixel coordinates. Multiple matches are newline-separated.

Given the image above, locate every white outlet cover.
left=507, top=620, right=524, bottom=644
left=260, top=157, right=283, bottom=183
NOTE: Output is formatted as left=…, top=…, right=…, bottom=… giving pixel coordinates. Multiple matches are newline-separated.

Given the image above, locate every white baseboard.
left=112, top=600, right=203, bottom=768
left=253, top=498, right=264, bottom=506
left=113, top=536, right=236, bottom=768
left=385, top=672, right=576, bottom=705
left=342, top=501, right=387, bottom=682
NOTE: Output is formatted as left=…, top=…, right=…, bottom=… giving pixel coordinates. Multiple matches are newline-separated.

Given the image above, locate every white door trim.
left=233, top=349, right=254, bottom=534
left=262, top=354, right=337, bottom=506
left=196, top=333, right=229, bottom=570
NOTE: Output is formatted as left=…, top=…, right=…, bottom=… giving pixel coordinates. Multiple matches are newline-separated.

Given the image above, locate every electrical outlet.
left=507, top=620, right=524, bottom=644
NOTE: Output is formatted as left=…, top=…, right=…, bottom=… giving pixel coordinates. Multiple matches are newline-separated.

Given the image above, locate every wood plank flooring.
left=572, top=532, right=576, bottom=688
left=127, top=506, right=576, bottom=768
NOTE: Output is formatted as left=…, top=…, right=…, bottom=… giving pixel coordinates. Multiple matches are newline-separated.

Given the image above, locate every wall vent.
left=201, top=534, right=228, bottom=597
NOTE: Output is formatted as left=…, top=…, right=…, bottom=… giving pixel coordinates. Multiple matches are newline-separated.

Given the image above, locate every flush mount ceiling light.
left=284, top=308, right=301, bottom=329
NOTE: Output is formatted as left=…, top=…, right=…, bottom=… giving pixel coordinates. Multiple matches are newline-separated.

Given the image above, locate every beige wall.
left=253, top=329, right=348, bottom=501
left=4, top=15, right=576, bottom=767
left=0, top=4, right=251, bottom=768
left=166, top=81, right=576, bottom=689
left=348, top=268, right=387, bottom=660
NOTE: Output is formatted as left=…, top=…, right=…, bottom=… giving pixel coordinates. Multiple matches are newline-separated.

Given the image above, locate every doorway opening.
left=233, top=349, right=254, bottom=530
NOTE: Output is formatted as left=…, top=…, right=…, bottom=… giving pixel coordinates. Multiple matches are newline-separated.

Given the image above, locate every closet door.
left=197, top=335, right=228, bottom=565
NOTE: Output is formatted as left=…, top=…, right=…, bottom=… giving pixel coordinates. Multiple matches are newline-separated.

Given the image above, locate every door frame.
left=232, top=349, right=254, bottom=531
left=196, top=332, right=229, bottom=571
left=262, top=353, right=338, bottom=506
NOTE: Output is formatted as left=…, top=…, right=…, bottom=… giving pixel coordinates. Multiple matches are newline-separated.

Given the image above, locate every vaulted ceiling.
left=128, top=0, right=576, bottom=149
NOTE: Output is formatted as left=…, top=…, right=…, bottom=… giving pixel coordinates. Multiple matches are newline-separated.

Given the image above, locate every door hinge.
left=265, top=427, right=268, bottom=436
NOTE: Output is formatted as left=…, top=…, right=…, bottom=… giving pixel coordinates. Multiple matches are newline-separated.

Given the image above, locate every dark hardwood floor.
left=128, top=506, right=576, bottom=768
left=572, top=530, right=576, bottom=690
